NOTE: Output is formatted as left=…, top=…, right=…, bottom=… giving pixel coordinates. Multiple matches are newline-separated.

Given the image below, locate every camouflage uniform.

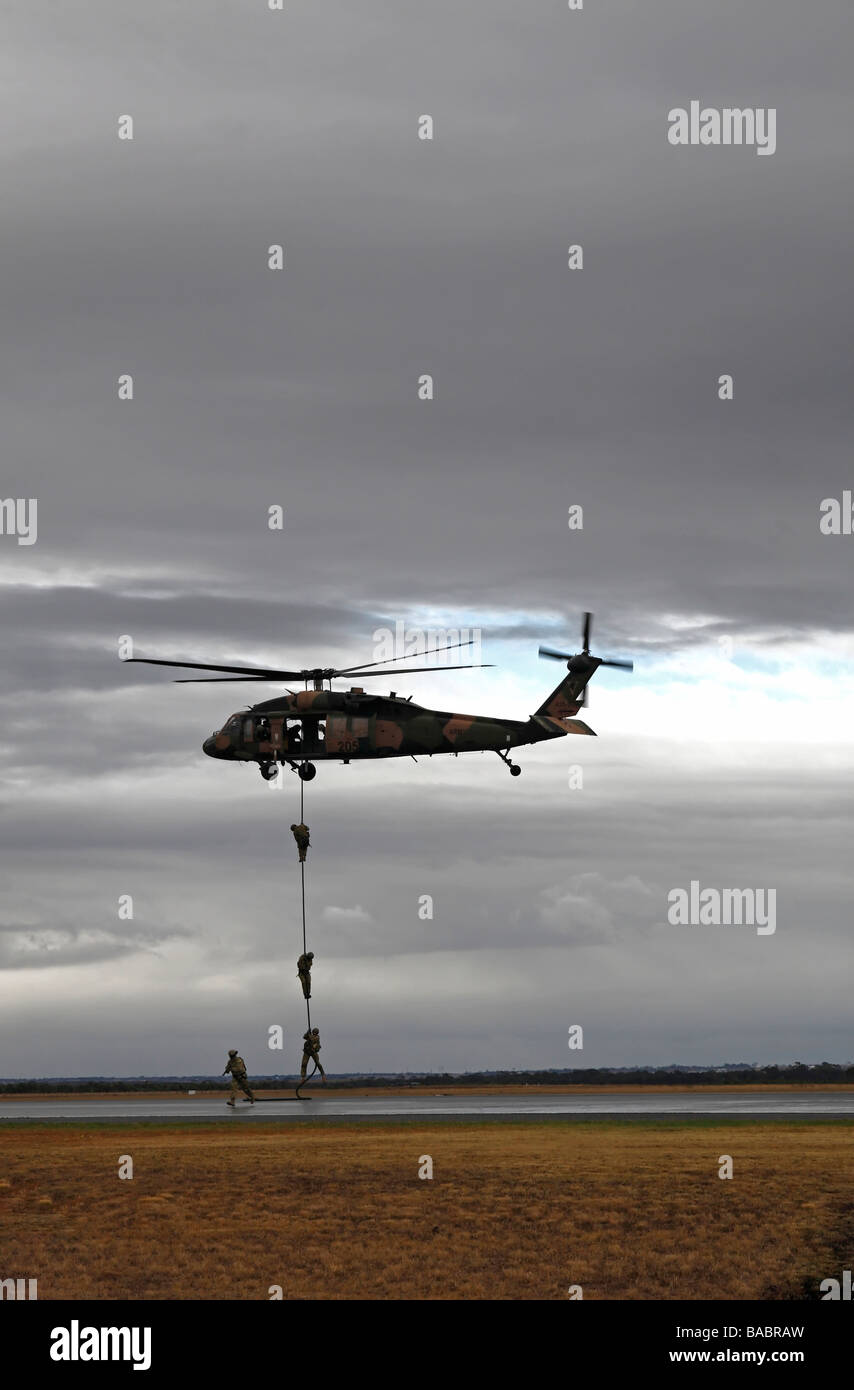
left=301, top=1028, right=326, bottom=1081
left=290, top=822, right=311, bottom=862
left=297, top=951, right=314, bottom=1000
left=223, top=1051, right=254, bottom=1105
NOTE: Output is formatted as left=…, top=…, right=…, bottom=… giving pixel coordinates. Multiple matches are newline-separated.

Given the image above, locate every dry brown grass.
left=1, top=1121, right=851, bottom=1300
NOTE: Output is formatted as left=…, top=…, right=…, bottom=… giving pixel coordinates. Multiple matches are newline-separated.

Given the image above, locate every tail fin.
left=535, top=659, right=600, bottom=720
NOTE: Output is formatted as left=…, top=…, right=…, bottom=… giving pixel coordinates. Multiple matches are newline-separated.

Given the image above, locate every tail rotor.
left=538, top=612, right=633, bottom=706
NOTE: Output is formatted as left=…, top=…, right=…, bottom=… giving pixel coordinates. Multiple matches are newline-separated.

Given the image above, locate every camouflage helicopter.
left=126, top=612, right=631, bottom=781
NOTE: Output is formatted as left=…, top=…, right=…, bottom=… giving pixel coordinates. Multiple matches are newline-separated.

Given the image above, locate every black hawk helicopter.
left=126, top=612, right=631, bottom=780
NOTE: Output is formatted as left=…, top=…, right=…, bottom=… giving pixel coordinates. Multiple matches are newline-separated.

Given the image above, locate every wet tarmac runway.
left=2, top=1090, right=853, bottom=1122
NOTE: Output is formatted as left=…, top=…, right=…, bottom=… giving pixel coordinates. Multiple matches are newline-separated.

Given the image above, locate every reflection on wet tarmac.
left=2, top=1091, right=853, bottom=1122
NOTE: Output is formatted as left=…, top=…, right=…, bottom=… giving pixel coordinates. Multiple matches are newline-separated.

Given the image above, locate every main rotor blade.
left=599, top=658, right=633, bottom=671
left=178, top=666, right=494, bottom=682
left=125, top=658, right=305, bottom=679
left=582, top=612, right=592, bottom=653
left=334, top=663, right=493, bottom=677
left=174, top=676, right=278, bottom=683
left=333, top=639, right=479, bottom=676
left=538, top=645, right=573, bottom=661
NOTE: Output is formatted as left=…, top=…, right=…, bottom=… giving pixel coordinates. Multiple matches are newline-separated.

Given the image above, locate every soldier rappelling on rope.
left=291, top=821, right=310, bottom=863
left=297, top=951, right=314, bottom=1000
left=301, top=1027, right=326, bottom=1084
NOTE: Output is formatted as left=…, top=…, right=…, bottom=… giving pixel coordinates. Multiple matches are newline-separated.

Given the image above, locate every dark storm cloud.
left=0, top=918, right=192, bottom=971
left=0, top=585, right=397, bottom=695
left=1, top=1, right=852, bottom=1073
left=2, top=1, right=851, bottom=617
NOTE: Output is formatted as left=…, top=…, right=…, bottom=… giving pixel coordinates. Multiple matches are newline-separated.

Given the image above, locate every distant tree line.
left=2, top=1063, right=853, bottom=1094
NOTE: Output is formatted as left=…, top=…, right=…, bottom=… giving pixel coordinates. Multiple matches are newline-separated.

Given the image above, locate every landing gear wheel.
left=497, top=750, right=521, bottom=776
left=259, top=762, right=277, bottom=782
left=298, top=762, right=316, bottom=781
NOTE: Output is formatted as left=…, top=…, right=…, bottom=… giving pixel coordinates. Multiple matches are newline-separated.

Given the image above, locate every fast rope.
left=294, top=774, right=318, bottom=1099
left=299, top=775, right=311, bottom=1032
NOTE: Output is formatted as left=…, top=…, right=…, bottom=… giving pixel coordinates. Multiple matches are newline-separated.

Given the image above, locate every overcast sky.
left=1, top=1, right=852, bottom=1077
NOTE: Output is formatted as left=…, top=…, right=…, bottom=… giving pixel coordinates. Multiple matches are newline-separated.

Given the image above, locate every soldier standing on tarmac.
left=223, top=1049, right=255, bottom=1106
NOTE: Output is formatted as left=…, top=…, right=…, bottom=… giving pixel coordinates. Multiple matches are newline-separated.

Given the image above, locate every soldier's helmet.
left=290, top=823, right=297, bottom=831
left=228, top=1049, right=238, bottom=1056
left=307, top=951, right=314, bottom=960
left=311, top=1027, right=320, bottom=1036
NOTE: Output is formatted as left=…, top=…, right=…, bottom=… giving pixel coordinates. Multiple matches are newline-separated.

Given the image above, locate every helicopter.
left=125, top=612, right=632, bottom=781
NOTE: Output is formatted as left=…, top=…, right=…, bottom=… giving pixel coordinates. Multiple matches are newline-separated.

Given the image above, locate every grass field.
left=2, top=1119, right=852, bottom=1300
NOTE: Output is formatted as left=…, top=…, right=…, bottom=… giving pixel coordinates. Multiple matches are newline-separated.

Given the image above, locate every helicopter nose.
left=203, top=736, right=218, bottom=758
